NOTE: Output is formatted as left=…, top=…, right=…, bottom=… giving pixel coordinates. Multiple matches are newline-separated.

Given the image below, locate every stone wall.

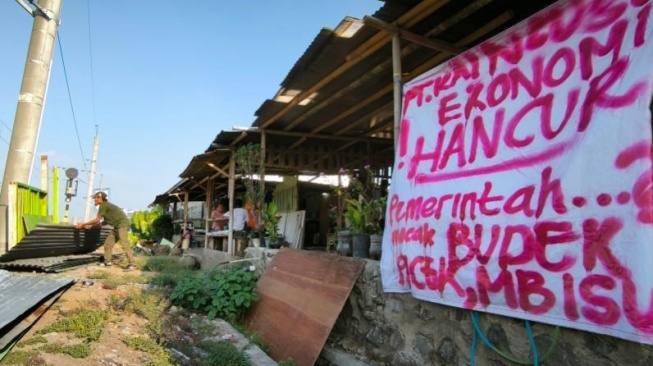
left=326, top=260, right=653, bottom=366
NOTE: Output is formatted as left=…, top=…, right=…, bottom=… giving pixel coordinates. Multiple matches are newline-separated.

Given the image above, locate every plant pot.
left=336, top=230, right=352, bottom=256
left=369, top=233, right=382, bottom=260
left=326, top=233, right=337, bottom=253
left=265, top=237, right=282, bottom=249
left=352, top=233, right=370, bottom=258
left=251, top=238, right=261, bottom=248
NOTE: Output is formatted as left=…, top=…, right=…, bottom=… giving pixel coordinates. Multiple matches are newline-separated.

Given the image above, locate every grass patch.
left=146, top=257, right=199, bottom=288
left=119, top=289, right=170, bottom=335
left=0, top=349, right=47, bottom=365
left=199, top=340, right=249, bottom=366
left=123, top=336, right=173, bottom=366
left=142, top=256, right=183, bottom=272
left=36, top=307, right=109, bottom=342
left=39, top=343, right=91, bottom=359
left=122, top=273, right=151, bottom=284
left=100, top=277, right=123, bottom=289
left=17, top=336, right=47, bottom=348
left=86, top=271, right=109, bottom=280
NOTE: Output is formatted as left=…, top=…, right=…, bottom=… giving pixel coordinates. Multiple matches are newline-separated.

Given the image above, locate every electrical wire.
left=56, top=34, right=88, bottom=172
left=0, top=117, right=12, bottom=132
left=470, top=311, right=560, bottom=365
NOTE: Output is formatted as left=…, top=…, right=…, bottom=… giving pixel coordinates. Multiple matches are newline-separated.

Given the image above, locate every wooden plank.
left=245, top=249, right=364, bottom=366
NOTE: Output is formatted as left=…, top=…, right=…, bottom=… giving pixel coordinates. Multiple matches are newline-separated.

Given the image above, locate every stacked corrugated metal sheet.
left=0, top=224, right=111, bottom=272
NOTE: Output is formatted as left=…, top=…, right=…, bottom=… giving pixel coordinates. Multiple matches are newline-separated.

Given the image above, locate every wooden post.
left=227, top=151, right=235, bottom=255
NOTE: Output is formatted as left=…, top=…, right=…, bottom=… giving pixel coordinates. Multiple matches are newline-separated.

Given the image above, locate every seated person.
left=210, top=202, right=226, bottom=231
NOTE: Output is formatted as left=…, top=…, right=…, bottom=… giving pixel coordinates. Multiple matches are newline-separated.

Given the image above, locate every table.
left=206, top=230, right=228, bottom=251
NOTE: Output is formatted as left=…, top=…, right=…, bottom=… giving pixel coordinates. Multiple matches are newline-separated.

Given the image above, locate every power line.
left=0, top=116, right=12, bottom=132
left=56, top=34, right=88, bottom=171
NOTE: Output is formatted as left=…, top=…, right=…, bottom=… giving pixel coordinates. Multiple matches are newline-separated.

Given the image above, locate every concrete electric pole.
left=84, top=127, right=99, bottom=221
left=0, top=0, right=63, bottom=255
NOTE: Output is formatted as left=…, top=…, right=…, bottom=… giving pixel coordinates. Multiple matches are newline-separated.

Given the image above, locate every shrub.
left=169, top=268, right=259, bottom=322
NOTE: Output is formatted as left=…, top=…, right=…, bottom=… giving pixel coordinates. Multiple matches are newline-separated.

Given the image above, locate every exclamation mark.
left=398, top=118, right=410, bottom=169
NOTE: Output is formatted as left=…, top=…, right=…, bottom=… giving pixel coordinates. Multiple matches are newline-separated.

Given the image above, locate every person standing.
left=75, top=191, right=136, bottom=271
left=224, top=199, right=250, bottom=255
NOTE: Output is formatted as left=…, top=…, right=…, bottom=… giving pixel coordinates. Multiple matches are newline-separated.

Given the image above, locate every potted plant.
left=365, top=195, right=387, bottom=260
left=345, top=165, right=388, bottom=259
left=234, top=144, right=266, bottom=240
left=345, top=168, right=372, bottom=258
left=333, top=169, right=352, bottom=256
left=261, top=201, right=282, bottom=249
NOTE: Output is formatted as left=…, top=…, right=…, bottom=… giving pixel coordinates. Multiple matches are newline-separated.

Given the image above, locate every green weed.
left=100, top=277, right=122, bottom=289
left=123, top=336, right=173, bottom=366
left=39, top=343, right=91, bottom=359
left=17, top=336, right=47, bottom=348
left=0, top=349, right=46, bottom=365
left=36, top=308, right=108, bottom=341
left=278, top=357, right=298, bottom=366
left=199, top=340, right=249, bottom=366
left=86, top=271, right=109, bottom=279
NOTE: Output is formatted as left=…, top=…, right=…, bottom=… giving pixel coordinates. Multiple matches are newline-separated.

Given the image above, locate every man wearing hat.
left=75, top=191, right=136, bottom=271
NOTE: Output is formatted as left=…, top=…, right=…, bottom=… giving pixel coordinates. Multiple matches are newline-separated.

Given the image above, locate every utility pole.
left=0, top=0, right=63, bottom=255
left=84, top=126, right=99, bottom=221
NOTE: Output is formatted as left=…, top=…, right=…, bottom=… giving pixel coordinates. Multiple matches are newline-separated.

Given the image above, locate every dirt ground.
left=9, top=263, right=160, bottom=366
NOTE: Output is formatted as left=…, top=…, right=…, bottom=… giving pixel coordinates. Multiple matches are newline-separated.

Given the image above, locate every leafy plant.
left=169, top=276, right=210, bottom=311
left=261, top=201, right=281, bottom=243
left=169, top=268, right=259, bottom=322
left=345, top=198, right=366, bottom=234
left=151, top=213, right=174, bottom=242
left=204, top=268, right=259, bottom=321
left=344, top=165, right=387, bottom=234
left=131, top=206, right=164, bottom=243
left=234, top=143, right=265, bottom=236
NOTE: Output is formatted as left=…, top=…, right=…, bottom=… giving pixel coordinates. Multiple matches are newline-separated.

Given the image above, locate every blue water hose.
left=470, top=311, right=560, bottom=365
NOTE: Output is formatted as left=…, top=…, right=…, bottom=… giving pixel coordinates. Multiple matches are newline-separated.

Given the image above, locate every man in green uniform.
left=75, top=191, right=136, bottom=271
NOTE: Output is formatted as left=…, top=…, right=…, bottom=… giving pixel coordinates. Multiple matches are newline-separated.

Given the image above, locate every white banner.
left=381, top=0, right=653, bottom=344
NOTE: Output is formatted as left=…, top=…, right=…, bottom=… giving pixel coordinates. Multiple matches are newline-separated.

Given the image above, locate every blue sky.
left=0, top=0, right=381, bottom=221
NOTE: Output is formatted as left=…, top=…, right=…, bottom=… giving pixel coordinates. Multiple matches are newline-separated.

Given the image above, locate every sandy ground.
left=4, top=259, right=171, bottom=366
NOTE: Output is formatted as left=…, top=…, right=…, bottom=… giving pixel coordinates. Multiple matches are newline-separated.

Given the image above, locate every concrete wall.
left=326, top=260, right=653, bottom=366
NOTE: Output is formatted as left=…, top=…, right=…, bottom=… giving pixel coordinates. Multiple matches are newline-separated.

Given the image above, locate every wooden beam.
left=345, top=0, right=452, bottom=61
left=363, top=16, right=465, bottom=55
left=243, top=127, right=391, bottom=143
left=230, top=131, right=249, bottom=147
left=207, top=162, right=229, bottom=178
left=287, top=8, right=512, bottom=152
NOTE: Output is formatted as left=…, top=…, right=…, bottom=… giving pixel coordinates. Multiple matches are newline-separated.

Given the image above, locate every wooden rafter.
left=285, top=0, right=508, bottom=153
left=259, top=0, right=449, bottom=130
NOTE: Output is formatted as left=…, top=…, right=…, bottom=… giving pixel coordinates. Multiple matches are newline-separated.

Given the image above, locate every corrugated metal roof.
left=0, top=270, right=74, bottom=352
left=0, top=224, right=110, bottom=263
left=155, top=0, right=559, bottom=205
